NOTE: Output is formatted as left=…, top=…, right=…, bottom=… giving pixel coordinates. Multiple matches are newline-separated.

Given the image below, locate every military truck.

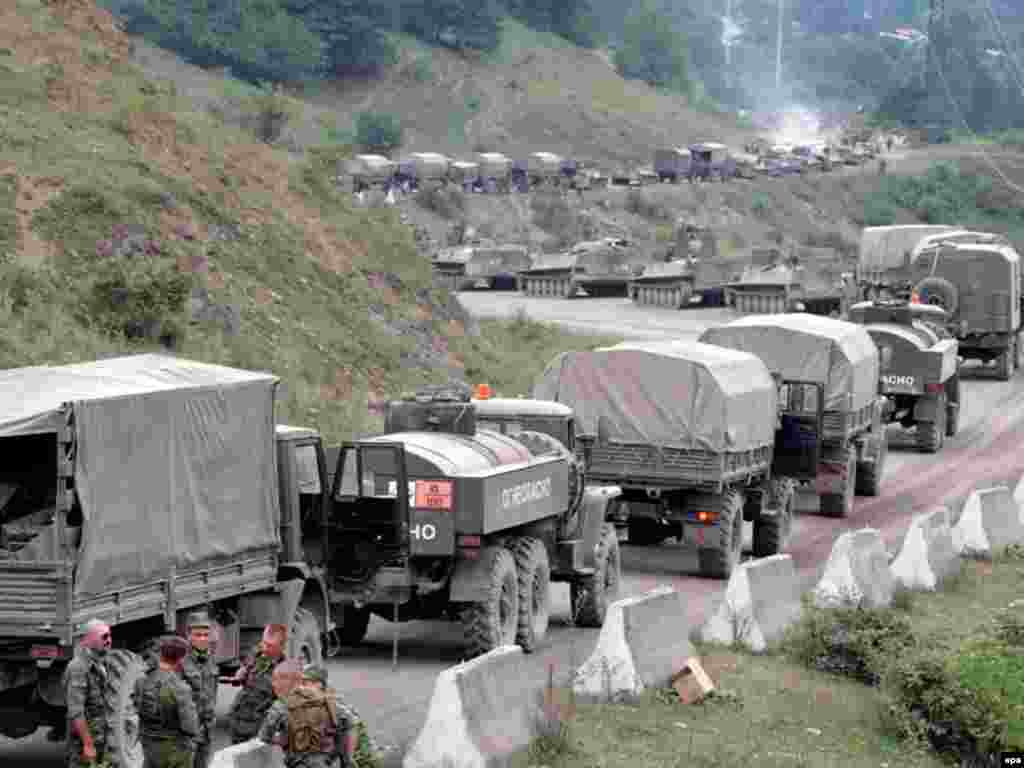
left=525, top=152, right=564, bottom=187
left=909, top=234, right=1022, bottom=379
left=518, top=238, right=644, bottom=298
left=654, top=147, right=691, bottom=183
left=847, top=300, right=962, bottom=452
left=689, top=143, right=734, bottom=182
left=432, top=243, right=533, bottom=291
left=347, top=154, right=396, bottom=193
left=700, top=314, right=887, bottom=517
left=532, top=341, right=827, bottom=578
left=857, top=225, right=962, bottom=298
left=450, top=160, right=481, bottom=190
left=475, top=152, right=513, bottom=192
left=0, top=355, right=337, bottom=766
left=328, top=384, right=622, bottom=658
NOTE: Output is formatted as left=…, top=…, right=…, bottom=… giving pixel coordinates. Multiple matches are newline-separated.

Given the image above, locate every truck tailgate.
left=0, top=561, right=69, bottom=639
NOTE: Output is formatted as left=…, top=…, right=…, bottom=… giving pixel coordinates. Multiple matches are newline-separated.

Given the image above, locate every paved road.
left=7, top=293, right=1024, bottom=766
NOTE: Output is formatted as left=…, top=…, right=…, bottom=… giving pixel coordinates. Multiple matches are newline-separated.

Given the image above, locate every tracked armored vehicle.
left=726, top=247, right=852, bottom=317
left=848, top=300, right=961, bottom=452
left=533, top=341, right=826, bottom=579
left=700, top=314, right=887, bottom=517
left=629, top=224, right=726, bottom=308
left=518, top=238, right=643, bottom=298
left=431, top=243, right=532, bottom=291
left=328, top=384, right=621, bottom=658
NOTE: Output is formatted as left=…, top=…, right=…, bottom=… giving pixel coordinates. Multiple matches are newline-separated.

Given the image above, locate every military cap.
left=302, top=664, right=328, bottom=685
left=187, top=610, right=212, bottom=629
left=159, top=634, right=191, bottom=660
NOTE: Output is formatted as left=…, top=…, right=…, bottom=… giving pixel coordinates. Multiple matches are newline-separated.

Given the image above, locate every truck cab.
left=471, top=391, right=576, bottom=452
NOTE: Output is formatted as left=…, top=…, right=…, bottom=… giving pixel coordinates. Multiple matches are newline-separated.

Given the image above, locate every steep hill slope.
left=0, top=0, right=618, bottom=442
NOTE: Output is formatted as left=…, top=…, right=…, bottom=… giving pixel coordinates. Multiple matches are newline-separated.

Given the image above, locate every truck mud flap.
left=815, top=460, right=848, bottom=496
left=681, top=522, right=720, bottom=550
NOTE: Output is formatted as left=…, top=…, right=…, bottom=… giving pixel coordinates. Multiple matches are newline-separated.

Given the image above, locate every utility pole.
left=775, top=0, right=784, bottom=91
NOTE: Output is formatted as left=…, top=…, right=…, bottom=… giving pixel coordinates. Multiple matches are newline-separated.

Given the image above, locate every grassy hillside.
left=0, top=0, right=619, bottom=443
left=127, top=17, right=752, bottom=167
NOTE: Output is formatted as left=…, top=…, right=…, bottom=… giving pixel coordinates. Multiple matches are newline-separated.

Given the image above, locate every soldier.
left=181, top=612, right=218, bottom=768
left=65, top=619, right=114, bottom=768
left=258, top=665, right=353, bottom=768
left=223, top=623, right=288, bottom=744
left=133, top=635, right=200, bottom=768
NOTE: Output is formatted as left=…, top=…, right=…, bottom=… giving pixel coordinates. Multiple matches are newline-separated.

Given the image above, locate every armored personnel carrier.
left=431, top=243, right=532, bottom=291
left=518, top=238, right=644, bottom=298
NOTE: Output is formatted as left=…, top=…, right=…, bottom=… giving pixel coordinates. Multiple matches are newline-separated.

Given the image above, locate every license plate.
left=682, top=523, right=720, bottom=549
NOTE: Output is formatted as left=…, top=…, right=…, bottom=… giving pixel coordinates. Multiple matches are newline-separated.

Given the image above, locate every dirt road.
left=7, top=293, right=1024, bottom=767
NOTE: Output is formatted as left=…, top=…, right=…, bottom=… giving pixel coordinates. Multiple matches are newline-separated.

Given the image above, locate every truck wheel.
left=916, top=411, right=945, bottom=453
left=462, top=547, right=519, bottom=658
left=289, top=607, right=323, bottom=666
left=855, top=429, right=887, bottom=497
left=753, top=479, right=795, bottom=557
left=105, top=649, right=145, bottom=768
left=996, top=339, right=1016, bottom=381
left=697, top=489, right=744, bottom=579
left=819, top=447, right=857, bottom=518
left=509, top=537, right=551, bottom=652
left=946, top=401, right=959, bottom=437
left=571, top=523, right=620, bottom=628
left=337, top=605, right=371, bottom=646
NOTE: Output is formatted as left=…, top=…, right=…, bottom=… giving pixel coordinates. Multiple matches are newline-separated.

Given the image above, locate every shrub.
left=624, top=189, right=669, bottom=221
left=782, top=600, right=915, bottom=685
left=530, top=192, right=575, bottom=243
left=415, top=186, right=465, bottom=219
left=860, top=197, right=896, bottom=226
left=354, top=112, right=403, bottom=153
left=750, top=192, right=770, bottom=217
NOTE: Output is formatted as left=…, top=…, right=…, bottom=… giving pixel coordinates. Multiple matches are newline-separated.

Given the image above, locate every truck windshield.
left=335, top=445, right=402, bottom=499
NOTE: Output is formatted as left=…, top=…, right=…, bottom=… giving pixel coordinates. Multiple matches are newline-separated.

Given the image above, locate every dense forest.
left=103, top=0, right=1024, bottom=134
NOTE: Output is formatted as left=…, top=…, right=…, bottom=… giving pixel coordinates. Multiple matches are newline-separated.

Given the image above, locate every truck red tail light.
left=457, top=535, right=481, bottom=547
left=30, top=644, right=61, bottom=659
left=696, top=511, right=718, bottom=523
left=926, top=382, right=944, bottom=393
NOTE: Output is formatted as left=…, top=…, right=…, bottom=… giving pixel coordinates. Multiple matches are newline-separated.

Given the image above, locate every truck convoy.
left=532, top=340, right=825, bottom=578
left=699, top=314, right=887, bottom=517
left=847, top=300, right=961, bottom=452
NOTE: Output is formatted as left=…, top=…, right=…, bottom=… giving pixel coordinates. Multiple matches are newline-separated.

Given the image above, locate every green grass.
left=0, top=173, right=16, bottom=261
left=513, top=551, right=1024, bottom=768
left=0, top=0, right=612, bottom=445
left=484, top=17, right=573, bottom=66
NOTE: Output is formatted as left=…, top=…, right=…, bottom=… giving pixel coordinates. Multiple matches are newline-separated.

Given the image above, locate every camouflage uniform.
left=133, top=667, right=199, bottom=768
left=257, top=684, right=352, bottom=768
left=228, top=652, right=283, bottom=743
left=182, top=647, right=217, bottom=768
left=64, top=648, right=113, bottom=768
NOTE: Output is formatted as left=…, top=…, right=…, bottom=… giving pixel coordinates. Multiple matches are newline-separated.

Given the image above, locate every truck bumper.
left=815, top=460, right=849, bottom=495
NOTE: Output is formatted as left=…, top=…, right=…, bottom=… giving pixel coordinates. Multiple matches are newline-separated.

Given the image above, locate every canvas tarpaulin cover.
left=699, top=314, right=879, bottom=411
left=531, top=340, right=776, bottom=453
left=0, top=354, right=280, bottom=598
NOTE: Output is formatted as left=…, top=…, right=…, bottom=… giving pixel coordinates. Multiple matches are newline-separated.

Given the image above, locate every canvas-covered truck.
left=346, top=154, right=396, bottom=193
left=518, top=238, right=644, bottom=298
left=856, top=225, right=962, bottom=298
left=847, top=300, right=962, bottom=452
left=532, top=341, right=827, bottom=579
left=327, top=385, right=622, bottom=658
left=654, top=147, right=691, bottom=182
left=700, top=314, right=887, bottom=517
left=431, top=243, right=532, bottom=291
left=908, top=234, right=1022, bottom=380
left=475, top=152, right=513, bottom=192
left=0, top=355, right=336, bottom=765
left=525, top=152, right=564, bottom=187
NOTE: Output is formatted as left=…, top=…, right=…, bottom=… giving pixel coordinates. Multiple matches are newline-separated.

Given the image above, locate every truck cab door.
left=772, top=381, right=825, bottom=480
left=331, top=442, right=409, bottom=550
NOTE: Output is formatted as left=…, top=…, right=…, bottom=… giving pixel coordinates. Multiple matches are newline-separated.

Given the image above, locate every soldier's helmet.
left=302, top=664, right=328, bottom=686
left=187, top=610, right=212, bottom=629
left=160, top=635, right=191, bottom=661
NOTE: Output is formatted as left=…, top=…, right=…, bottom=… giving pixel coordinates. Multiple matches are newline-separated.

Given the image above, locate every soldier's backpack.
left=285, top=688, right=337, bottom=753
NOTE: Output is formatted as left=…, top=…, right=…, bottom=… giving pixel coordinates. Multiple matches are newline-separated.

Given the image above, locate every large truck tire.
left=337, top=605, right=371, bottom=646
left=820, top=447, right=857, bottom=518
left=697, top=489, right=744, bottom=579
left=753, top=479, right=795, bottom=557
left=105, top=649, right=145, bottom=768
left=913, top=276, right=959, bottom=315
left=855, top=428, right=887, bottom=497
left=461, top=547, right=519, bottom=658
left=996, top=337, right=1016, bottom=381
left=289, top=607, right=323, bottom=667
left=916, top=393, right=946, bottom=453
left=509, top=537, right=551, bottom=653
left=571, top=523, right=621, bottom=628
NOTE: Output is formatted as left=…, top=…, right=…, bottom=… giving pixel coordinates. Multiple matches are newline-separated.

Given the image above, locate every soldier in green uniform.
left=64, top=619, right=114, bottom=768
left=257, top=664, right=353, bottom=768
left=223, top=623, right=288, bottom=743
left=133, top=635, right=200, bottom=768
left=181, top=612, right=218, bottom=768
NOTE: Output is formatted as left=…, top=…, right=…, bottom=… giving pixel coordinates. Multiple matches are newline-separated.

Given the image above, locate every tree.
left=614, top=2, right=690, bottom=93
left=283, top=0, right=397, bottom=76
left=399, top=0, right=501, bottom=51
left=354, top=112, right=403, bottom=152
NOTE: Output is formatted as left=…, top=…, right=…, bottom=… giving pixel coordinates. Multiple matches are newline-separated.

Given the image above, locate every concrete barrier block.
left=404, top=645, right=540, bottom=768
left=890, top=506, right=960, bottom=591
left=813, top=529, right=893, bottom=609
left=701, top=555, right=801, bottom=653
left=953, top=485, right=1024, bottom=557
left=572, top=587, right=691, bottom=700
left=210, top=740, right=280, bottom=768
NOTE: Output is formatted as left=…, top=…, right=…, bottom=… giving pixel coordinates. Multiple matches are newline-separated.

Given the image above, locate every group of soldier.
left=63, top=614, right=355, bottom=768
